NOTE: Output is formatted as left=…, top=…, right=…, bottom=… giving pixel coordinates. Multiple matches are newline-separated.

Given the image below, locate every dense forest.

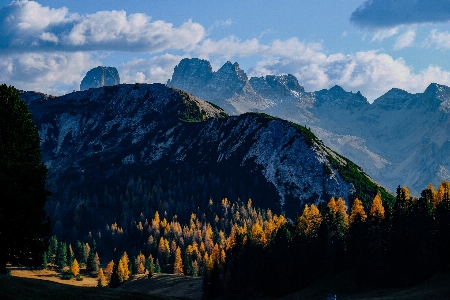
left=41, top=179, right=450, bottom=298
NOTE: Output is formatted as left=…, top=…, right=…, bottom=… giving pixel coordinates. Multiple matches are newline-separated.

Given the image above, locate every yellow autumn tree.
left=136, top=252, right=146, bottom=274
left=173, top=246, right=184, bottom=275
left=158, top=237, right=170, bottom=264
left=297, top=204, right=322, bottom=237
left=435, top=181, right=450, bottom=208
left=117, top=252, right=130, bottom=282
left=251, top=221, right=265, bottom=245
left=104, top=260, right=114, bottom=284
left=71, top=258, right=80, bottom=277
left=369, top=191, right=385, bottom=219
left=349, top=198, right=367, bottom=224
left=97, top=268, right=107, bottom=287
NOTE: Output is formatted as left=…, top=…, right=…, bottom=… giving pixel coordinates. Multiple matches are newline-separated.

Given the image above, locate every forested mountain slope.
left=20, top=83, right=389, bottom=239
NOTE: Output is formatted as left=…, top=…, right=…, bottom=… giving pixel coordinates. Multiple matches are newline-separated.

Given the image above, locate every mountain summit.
left=80, top=66, right=120, bottom=91
left=168, top=58, right=450, bottom=193
left=21, top=84, right=388, bottom=232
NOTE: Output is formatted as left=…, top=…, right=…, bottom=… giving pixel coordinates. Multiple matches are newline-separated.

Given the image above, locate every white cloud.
left=424, top=29, right=450, bottom=49
left=194, top=37, right=450, bottom=101
left=0, top=52, right=100, bottom=95
left=120, top=54, right=185, bottom=85
left=0, top=1, right=206, bottom=53
left=371, top=27, right=399, bottom=41
left=394, top=29, right=416, bottom=50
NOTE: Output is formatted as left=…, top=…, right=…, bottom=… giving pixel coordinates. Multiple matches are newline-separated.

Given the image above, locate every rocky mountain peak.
left=80, top=66, right=120, bottom=91
left=314, top=85, right=368, bottom=108
left=167, top=58, right=213, bottom=95
left=249, top=74, right=306, bottom=104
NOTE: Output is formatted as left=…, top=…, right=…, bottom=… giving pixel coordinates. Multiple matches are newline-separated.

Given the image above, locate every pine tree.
left=0, top=84, right=50, bottom=274
left=71, top=258, right=80, bottom=277
left=174, top=247, right=184, bottom=275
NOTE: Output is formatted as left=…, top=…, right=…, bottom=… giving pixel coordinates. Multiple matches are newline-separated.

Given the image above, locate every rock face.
left=167, top=58, right=450, bottom=193
left=21, top=84, right=387, bottom=218
left=80, top=66, right=120, bottom=91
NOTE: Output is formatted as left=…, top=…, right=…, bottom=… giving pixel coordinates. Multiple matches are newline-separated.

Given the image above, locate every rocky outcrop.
left=80, top=66, right=120, bottom=91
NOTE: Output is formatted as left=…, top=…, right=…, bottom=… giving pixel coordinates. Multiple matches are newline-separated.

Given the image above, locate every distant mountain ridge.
left=21, top=84, right=389, bottom=227
left=167, top=58, right=450, bottom=193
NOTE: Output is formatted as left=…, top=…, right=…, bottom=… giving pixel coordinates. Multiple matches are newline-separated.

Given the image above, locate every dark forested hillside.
left=17, top=83, right=396, bottom=294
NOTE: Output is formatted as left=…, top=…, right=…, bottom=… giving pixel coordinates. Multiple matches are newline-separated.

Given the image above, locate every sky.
left=2, top=0, right=450, bottom=102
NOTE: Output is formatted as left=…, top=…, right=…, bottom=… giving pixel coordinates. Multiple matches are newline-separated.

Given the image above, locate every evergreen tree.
left=42, top=252, right=48, bottom=269
left=47, top=236, right=58, bottom=265
left=146, top=255, right=155, bottom=277
left=56, top=242, right=68, bottom=269
left=0, top=84, right=50, bottom=274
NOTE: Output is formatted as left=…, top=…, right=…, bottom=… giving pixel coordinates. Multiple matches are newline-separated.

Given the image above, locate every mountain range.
left=20, top=83, right=389, bottom=230
left=168, top=58, right=450, bottom=194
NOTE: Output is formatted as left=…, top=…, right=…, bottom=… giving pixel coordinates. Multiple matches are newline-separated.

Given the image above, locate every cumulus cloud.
left=394, top=29, right=416, bottom=50
left=120, top=54, right=185, bottom=84
left=351, top=0, right=450, bottom=29
left=424, top=29, right=450, bottom=49
left=0, top=51, right=100, bottom=95
left=0, top=0, right=205, bottom=53
left=193, top=37, right=450, bottom=101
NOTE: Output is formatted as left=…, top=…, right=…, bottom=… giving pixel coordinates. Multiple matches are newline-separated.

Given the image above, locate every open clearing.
left=4, top=268, right=450, bottom=300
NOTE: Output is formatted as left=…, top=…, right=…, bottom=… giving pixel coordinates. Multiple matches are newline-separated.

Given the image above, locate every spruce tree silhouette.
left=0, top=84, right=50, bottom=274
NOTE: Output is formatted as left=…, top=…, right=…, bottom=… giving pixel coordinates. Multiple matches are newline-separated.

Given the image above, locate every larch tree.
left=104, top=260, right=114, bottom=283
left=173, top=246, right=184, bottom=275
left=369, top=191, right=385, bottom=219
left=71, top=258, right=80, bottom=277
left=297, top=204, right=322, bottom=237
left=117, top=252, right=130, bottom=282
left=97, top=268, right=107, bottom=287
left=0, top=84, right=50, bottom=274
left=349, top=198, right=367, bottom=224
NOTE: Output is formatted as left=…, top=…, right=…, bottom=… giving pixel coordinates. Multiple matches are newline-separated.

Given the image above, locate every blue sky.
left=1, top=0, right=450, bottom=101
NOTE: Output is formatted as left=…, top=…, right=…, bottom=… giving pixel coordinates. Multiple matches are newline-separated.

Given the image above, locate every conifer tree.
left=42, top=252, right=48, bottom=269
left=146, top=254, right=155, bottom=277
left=116, top=252, right=130, bottom=282
left=174, top=246, right=184, bottom=275
left=297, top=204, right=322, bottom=237
left=47, top=236, right=58, bottom=265
left=71, top=258, right=80, bottom=277
left=104, top=260, right=114, bottom=284
left=56, top=242, right=68, bottom=269
left=349, top=198, right=367, bottom=224
left=369, top=191, right=385, bottom=219
left=97, top=268, right=107, bottom=287
left=155, top=259, right=161, bottom=274
left=0, top=84, right=50, bottom=273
